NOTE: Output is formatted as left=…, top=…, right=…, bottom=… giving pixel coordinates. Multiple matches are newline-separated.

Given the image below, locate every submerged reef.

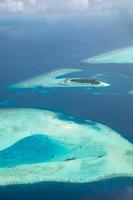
left=9, top=68, right=109, bottom=90
left=0, top=108, right=133, bottom=186
left=86, top=46, right=133, bottom=64
left=128, top=90, right=133, bottom=95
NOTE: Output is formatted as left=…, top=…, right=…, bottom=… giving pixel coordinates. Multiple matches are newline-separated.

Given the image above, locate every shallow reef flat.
left=86, top=46, right=133, bottom=64
left=128, top=90, right=133, bottom=95
left=9, top=68, right=109, bottom=90
left=0, top=108, right=133, bottom=186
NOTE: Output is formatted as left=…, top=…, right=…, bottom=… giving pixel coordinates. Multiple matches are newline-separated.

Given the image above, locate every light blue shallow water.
left=0, top=134, right=71, bottom=168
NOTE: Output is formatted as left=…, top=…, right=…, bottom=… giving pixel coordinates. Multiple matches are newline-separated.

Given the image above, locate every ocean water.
left=0, top=12, right=133, bottom=200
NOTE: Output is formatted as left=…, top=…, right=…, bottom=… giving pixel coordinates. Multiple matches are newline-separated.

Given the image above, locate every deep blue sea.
left=0, top=12, right=133, bottom=200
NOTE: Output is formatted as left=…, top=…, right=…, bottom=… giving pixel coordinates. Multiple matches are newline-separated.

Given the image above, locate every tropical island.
left=70, top=78, right=101, bottom=85
left=9, top=68, right=110, bottom=90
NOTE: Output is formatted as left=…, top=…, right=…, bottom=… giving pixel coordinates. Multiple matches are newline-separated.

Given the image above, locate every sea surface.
left=0, top=12, right=133, bottom=200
